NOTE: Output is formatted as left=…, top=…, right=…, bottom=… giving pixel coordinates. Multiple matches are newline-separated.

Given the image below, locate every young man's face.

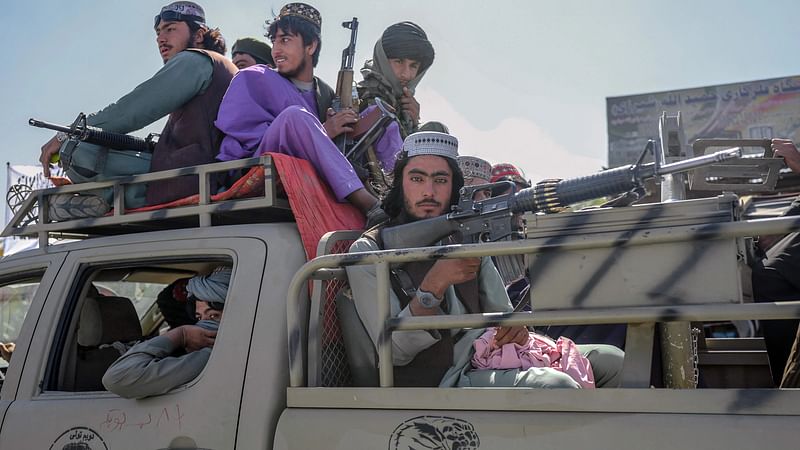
left=388, top=58, right=421, bottom=87
left=232, top=52, right=258, bottom=69
left=195, top=300, right=223, bottom=322
left=155, top=20, right=199, bottom=63
left=402, top=155, right=453, bottom=220
left=271, top=29, right=316, bottom=81
left=463, top=176, right=491, bottom=201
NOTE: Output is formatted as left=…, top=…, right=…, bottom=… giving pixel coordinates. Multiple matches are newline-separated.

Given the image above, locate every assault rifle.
left=332, top=17, right=359, bottom=152
left=330, top=18, right=398, bottom=172
left=29, top=113, right=157, bottom=153
left=381, top=140, right=743, bottom=249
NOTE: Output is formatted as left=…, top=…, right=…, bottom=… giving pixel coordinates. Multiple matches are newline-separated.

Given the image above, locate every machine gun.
left=381, top=140, right=743, bottom=249
left=29, top=113, right=157, bottom=154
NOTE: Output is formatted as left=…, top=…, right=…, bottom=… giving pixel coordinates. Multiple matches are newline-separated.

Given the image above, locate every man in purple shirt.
left=215, top=3, right=393, bottom=223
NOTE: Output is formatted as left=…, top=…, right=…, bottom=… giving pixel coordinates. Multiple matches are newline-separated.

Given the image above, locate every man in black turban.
left=357, top=22, right=445, bottom=139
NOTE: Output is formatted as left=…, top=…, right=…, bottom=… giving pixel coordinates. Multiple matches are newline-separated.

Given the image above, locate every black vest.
left=362, top=226, right=481, bottom=387
left=145, top=49, right=238, bottom=205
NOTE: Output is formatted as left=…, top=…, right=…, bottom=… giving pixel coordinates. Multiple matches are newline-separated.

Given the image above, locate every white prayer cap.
left=458, top=156, right=492, bottom=183
left=403, top=131, right=458, bottom=161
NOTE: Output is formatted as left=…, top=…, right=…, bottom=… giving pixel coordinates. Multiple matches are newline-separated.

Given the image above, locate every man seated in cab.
left=39, top=2, right=237, bottom=217
left=102, top=267, right=230, bottom=399
left=215, top=3, right=390, bottom=226
left=358, top=21, right=447, bottom=138
left=345, top=131, right=624, bottom=388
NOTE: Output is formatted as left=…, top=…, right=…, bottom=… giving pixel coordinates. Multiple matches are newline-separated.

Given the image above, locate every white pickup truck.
left=0, top=151, right=798, bottom=450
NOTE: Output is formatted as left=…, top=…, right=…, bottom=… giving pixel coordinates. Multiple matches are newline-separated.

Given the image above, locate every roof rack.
left=3, top=155, right=293, bottom=249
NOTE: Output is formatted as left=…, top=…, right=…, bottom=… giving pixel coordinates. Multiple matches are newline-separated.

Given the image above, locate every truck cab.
left=0, top=156, right=308, bottom=449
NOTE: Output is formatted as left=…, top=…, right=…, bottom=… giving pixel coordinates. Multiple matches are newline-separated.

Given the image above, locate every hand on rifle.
left=401, top=87, right=420, bottom=126
left=772, top=138, right=800, bottom=174
left=39, top=135, right=62, bottom=177
left=323, top=108, right=358, bottom=138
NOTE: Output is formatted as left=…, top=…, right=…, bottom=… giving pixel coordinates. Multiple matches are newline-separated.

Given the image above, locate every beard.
left=402, top=198, right=443, bottom=223
left=278, top=57, right=308, bottom=80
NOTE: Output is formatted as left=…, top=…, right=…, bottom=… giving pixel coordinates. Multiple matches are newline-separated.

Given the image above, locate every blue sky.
left=4, top=0, right=800, bottom=195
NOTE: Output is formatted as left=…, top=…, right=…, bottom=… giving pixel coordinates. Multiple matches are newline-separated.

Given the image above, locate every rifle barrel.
left=513, top=147, right=743, bottom=214
left=29, top=118, right=72, bottom=134
left=28, top=117, right=153, bottom=152
left=659, top=147, right=741, bottom=175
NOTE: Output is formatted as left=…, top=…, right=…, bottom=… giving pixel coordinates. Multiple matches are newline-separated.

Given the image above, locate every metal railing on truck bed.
left=3, top=155, right=291, bottom=248
left=287, top=214, right=800, bottom=389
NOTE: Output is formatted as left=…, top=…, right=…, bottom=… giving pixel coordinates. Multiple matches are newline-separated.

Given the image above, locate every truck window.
left=43, top=260, right=230, bottom=393
left=0, top=273, right=44, bottom=373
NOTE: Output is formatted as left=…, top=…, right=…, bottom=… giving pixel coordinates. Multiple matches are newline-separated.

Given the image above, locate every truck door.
left=0, top=251, right=67, bottom=432
left=0, top=236, right=266, bottom=450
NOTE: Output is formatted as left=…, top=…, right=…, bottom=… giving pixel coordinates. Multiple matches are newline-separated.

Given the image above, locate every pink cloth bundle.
left=471, top=328, right=595, bottom=388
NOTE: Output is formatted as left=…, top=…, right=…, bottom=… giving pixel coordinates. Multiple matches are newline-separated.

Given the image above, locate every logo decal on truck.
left=389, top=415, right=480, bottom=449
left=49, top=427, right=108, bottom=450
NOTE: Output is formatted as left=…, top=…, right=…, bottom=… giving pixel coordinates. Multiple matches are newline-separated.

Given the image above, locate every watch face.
left=417, top=290, right=441, bottom=308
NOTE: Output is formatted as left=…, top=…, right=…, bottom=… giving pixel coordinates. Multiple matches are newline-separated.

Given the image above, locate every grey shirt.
left=346, top=237, right=513, bottom=385
left=86, top=50, right=214, bottom=133
left=102, top=335, right=210, bottom=399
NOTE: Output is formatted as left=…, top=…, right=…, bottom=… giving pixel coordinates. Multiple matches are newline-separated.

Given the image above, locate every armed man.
left=344, top=131, right=624, bottom=388
left=38, top=1, right=237, bottom=218
left=215, top=2, right=394, bottom=225
left=358, top=22, right=447, bottom=138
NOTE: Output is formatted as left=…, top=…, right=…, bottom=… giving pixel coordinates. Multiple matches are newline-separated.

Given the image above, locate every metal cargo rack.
left=2, top=155, right=293, bottom=248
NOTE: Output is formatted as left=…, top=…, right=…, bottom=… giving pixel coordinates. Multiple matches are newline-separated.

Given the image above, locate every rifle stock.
left=381, top=214, right=461, bottom=250
left=345, top=98, right=397, bottom=163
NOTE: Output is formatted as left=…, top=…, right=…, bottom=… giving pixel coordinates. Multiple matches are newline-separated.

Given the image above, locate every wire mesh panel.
left=319, top=237, right=357, bottom=387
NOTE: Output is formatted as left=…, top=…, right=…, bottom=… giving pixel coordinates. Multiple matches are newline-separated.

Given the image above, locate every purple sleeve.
left=215, top=66, right=297, bottom=161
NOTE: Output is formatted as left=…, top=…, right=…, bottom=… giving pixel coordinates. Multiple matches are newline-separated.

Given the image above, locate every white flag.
left=3, top=164, right=65, bottom=255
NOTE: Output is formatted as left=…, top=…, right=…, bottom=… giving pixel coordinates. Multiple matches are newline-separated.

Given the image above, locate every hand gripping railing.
left=286, top=214, right=800, bottom=388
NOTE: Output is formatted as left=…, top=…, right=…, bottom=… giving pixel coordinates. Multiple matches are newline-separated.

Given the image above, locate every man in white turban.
left=103, top=267, right=231, bottom=398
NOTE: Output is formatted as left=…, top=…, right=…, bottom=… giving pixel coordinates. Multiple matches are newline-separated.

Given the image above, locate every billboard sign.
left=607, top=75, right=800, bottom=167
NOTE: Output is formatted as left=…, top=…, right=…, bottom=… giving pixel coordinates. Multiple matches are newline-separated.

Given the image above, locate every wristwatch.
left=416, top=289, right=443, bottom=309
left=55, top=132, right=69, bottom=143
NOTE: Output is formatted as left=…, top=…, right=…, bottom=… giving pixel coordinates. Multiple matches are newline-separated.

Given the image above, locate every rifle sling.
left=94, top=147, right=109, bottom=175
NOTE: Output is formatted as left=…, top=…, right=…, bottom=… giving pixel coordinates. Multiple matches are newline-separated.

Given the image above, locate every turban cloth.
left=381, top=22, right=434, bottom=72
left=187, top=266, right=232, bottom=304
